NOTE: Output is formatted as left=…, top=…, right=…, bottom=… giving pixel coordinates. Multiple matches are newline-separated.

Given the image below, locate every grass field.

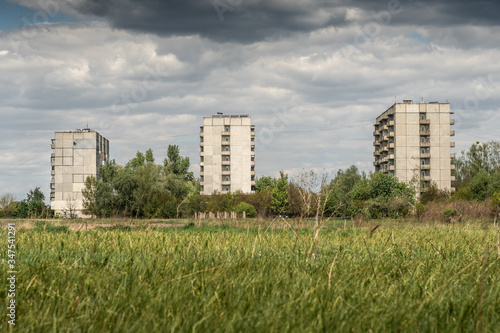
left=1, top=219, right=499, bottom=332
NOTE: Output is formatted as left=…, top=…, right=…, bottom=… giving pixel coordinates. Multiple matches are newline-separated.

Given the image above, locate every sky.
left=1, top=0, right=499, bottom=201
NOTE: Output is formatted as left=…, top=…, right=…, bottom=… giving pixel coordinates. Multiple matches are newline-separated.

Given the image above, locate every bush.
left=234, top=202, right=257, bottom=218
left=415, top=203, right=426, bottom=220
left=442, top=208, right=459, bottom=223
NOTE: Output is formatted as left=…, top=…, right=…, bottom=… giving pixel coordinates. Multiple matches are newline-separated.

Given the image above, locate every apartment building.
left=373, top=100, right=455, bottom=193
left=200, top=114, right=255, bottom=194
left=50, top=129, right=109, bottom=217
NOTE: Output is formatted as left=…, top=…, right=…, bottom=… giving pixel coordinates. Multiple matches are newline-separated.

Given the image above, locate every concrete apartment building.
left=200, top=114, right=255, bottom=195
left=50, top=129, right=109, bottom=217
left=373, top=100, right=455, bottom=193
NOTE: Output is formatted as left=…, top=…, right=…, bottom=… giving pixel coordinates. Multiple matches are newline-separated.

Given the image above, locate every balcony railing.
left=420, top=141, right=431, bottom=147
left=450, top=142, right=455, bottom=148
left=388, top=132, right=395, bottom=137
left=419, top=119, right=430, bottom=125
left=450, top=119, right=455, bottom=125
left=388, top=120, right=395, bottom=126
left=419, top=130, right=431, bottom=135
left=420, top=153, right=431, bottom=158
left=451, top=164, right=456, bottom=170
left=421, top=164, right=431, bottom=170
left=450, top=130, right=455, bottom=136
left=451, top=153, right=456, bottom=158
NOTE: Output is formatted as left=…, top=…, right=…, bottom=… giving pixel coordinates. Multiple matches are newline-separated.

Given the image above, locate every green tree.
left=271, top=172, right=289, bottom=215
left=0, top=194, right=17, bottom=217
left=255, top=176, right=276, bottom=191
left=164, top=145, right=193, bottom=181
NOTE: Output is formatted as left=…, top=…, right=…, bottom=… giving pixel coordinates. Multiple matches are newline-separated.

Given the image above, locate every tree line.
left=2, top=141, right=500, bottom=220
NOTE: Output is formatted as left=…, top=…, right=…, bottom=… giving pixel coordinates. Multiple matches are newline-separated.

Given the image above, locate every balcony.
left=222, top=150, right=231, bottom=155
left=451, top=164, right=456, bottom=170
left=450, top=142, right=455, bottom=148
left=373, top=130, right=380, bottom=136
left=420, top=141, right=431, bottom=147
left=221, top=141, right=230, bottom=145
left=373, top=141, right=380, bottom=146
left=200, top=132, right=204, bottom=137
left=389, top=165, right=395, bottom=171
left=51, top=144, right=55, bottom=149
left=450, top=130, right=455, bottom=136
left=222, top=160, right=230, bottom=165
left=420, top=153, right=431, bottom=158
left=389, top=154, right=395, bottom=160
left=388, top=120, right=395, bottom=126
left=382, top=146, right=389, bottom=152
left=451, top=153, right=456, bottom=158
left=200, top=142, right=204, bottom=146
left=222, top=170, right=230, bottom=176
left=200, top=171, right=204, bottom=176
left=251, top=171, right=255, bottom=176
left=450, top=119, right=455, bottom=125
left=423, top=176, right=432, bottom=181
left=419, top=119, right=430, bottom=125
left=419, top=130, right=431, bottom=136
left=374, top=151, right=381, bottom=156
left=388, top=132, right=395, bottom=137
left=451, top=176, right=456, bottom=181
left=421, top=164, right=431, bottom=170
left=388, top=143, right=394, bottom=148
left=222, top=180, right=231, bottom=185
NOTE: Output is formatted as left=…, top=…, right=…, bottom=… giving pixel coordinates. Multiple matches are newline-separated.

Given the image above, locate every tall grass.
left=1, top=221, right=499, bottom=332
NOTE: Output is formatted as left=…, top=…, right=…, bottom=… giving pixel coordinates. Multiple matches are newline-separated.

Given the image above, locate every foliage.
left=254, top=176, right=276, bottom=191
left=442, top=207, right=459, bottom=222
left=234, top=202, right=257, bottom=218
left=271, top=171, right=289, bottom=215
left=0, top=193, right=17, bottom=217
left=419, top=182, right=449, bottom=205
left=81, top=146, right=197, bottom=218
left=454, top=141, right=500, bottom=187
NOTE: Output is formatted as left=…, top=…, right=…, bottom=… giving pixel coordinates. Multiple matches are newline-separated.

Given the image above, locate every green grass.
left=1, top=221, right=499, bottom=332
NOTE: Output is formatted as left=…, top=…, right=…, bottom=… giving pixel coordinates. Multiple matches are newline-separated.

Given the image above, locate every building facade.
left=50, top=129, right=109, bottom=217
left=373, top=100, right=455, bottom=193
left=200, top=114, right=255, bottom=195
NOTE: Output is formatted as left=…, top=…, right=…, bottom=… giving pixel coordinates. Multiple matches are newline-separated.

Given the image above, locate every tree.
left=454, top=141, right=500, bottom=187
left=82, top=176, right=98, bottom=218
left=0, top=194, right=17, bottom=217
left=164, top=145, right=193, bottom=180
left=255, top=176, right=276, bottom=191
left=271, top=171, right=289, bottom=215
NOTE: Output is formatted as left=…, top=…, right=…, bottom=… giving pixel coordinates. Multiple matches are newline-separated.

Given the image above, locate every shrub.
left=442, top=208, right=459, bottom=223
left=415, top=203, right=426, bottom=220
left=234, top=202, right=257, bottom=218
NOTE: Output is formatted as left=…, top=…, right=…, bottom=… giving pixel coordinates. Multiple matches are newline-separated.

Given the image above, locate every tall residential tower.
left=373, top=100, right=455, bottom=193
left=50, top=129, right=109, bottom=217
left=200, top=114, right=255, bottom=194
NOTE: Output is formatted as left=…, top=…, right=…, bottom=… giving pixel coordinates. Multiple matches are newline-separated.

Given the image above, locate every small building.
left=373, top=100, right=455, bottom=194
left=200, top=114, right=255, bottom=194
left=50, top=129, right=109, bottom=217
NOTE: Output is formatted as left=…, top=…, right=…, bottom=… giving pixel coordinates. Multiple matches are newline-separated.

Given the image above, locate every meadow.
left=1, top=219, right=499, bottom=332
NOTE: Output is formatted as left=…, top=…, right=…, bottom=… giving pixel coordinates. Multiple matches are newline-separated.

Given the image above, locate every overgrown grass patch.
left=1, top=222, right=499, bottom=332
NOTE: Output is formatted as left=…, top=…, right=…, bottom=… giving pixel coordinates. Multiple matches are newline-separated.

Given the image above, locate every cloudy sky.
left=1, top=0, right=499, bottom=201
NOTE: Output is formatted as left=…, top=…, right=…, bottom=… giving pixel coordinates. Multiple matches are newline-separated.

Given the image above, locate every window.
left=251, top=175, right=255, bottom=181
left=421, top=171, right=426, bottom=176
left=224, top=176, right=230, bottom=181
left=200, top=146, right=204, bottom=152
left=251, top=137, right=255, bottom=142
left=200, top=137, right=204, bottom=142
left=251, top=166, right=255, bottom=171
left=251, top=156, right=254, bottom=161
left=50, top=183, right=55, bottom=189
left=225, top=126, right=230, bottom=132
left=421, top=159, right=426, bottom=165
left=200, top=176, right=204, bottom=182
left=200, top=186, right=204, bottom=192
left=200, top=166, right=204, bottom=172
left=51, top=166, right=55, bottom=171
left=51, top=139, right=55, bottom=144
left=223, top=146, right=230, bottom=151
left=224, top=156, right=230, bottom=161
left=51, top=157, right=55, bottom=162
left=222, top=136, right=230, bottom=141
left=251, top=146, right=255, bottom=152
left=223, top=166, right=230, bottom=171
left=200, top=156, right=204, bottom=162
left=420, top=113, right=426, bottom=120
left=224, top=185, right=230, bottom=191
left=421, top=148, right=425, bottom=154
